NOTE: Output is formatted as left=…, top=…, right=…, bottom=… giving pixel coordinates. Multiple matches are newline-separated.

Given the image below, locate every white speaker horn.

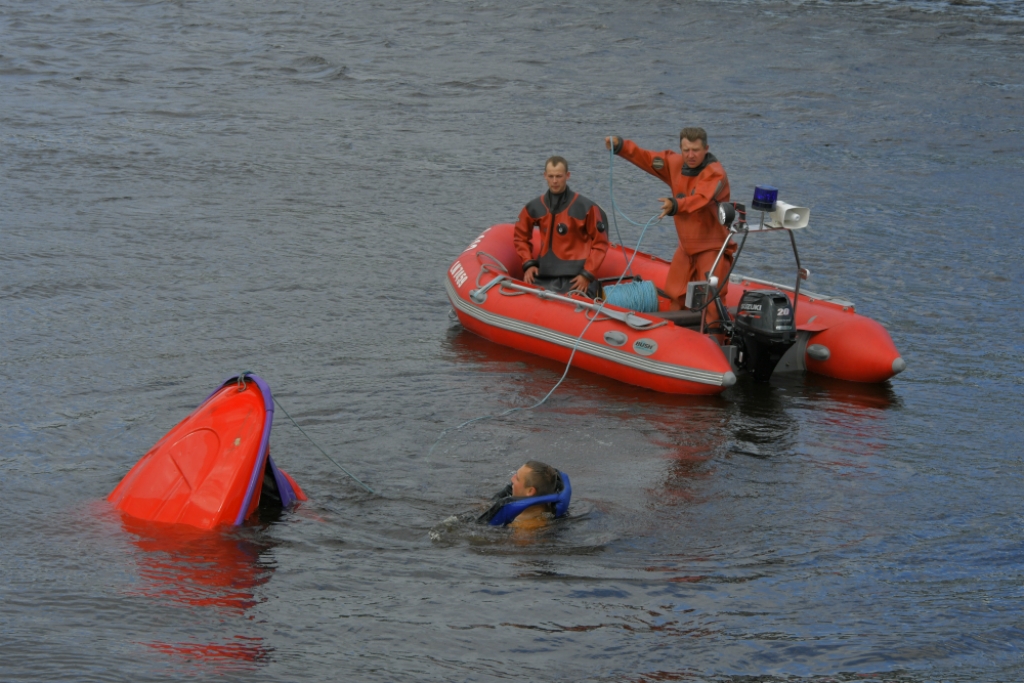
left=766, top=201, right=810, bottom=229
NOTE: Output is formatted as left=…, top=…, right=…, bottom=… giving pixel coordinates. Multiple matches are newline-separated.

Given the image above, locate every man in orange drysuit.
left=513, top=156, right=610, bottom=298
left=605, top=129, right=735, bottom=329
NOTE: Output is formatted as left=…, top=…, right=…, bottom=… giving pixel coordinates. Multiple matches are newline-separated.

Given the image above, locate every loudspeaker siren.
left=766, top=201, right=810, bottom=229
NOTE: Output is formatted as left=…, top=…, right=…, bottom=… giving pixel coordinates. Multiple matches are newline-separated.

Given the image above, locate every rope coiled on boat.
left=602, top=279, right=659, bottom=313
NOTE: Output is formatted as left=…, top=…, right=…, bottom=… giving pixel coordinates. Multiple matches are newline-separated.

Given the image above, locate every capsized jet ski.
left=108, top=373, right=306, bottom=530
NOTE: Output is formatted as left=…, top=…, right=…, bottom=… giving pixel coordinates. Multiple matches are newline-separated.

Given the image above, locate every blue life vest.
left=479, top=472, right=572, bottom=526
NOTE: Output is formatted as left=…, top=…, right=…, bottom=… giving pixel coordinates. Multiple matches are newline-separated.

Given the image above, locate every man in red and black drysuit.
left=605, top=129, right=735, bottom=327
left=513, top=156, right=610, bottom=298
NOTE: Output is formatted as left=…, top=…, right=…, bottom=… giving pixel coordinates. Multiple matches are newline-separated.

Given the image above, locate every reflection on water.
left=799, top=373, right=901, bottom=412
left=727, top=378, right=802, bottom=459
left=119, top=516, right=276, bottom=667
left=143, top=637, right=271, bottom=668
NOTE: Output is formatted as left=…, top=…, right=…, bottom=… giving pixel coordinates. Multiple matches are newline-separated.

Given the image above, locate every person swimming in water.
left=479, top=460, right=570, bottom=530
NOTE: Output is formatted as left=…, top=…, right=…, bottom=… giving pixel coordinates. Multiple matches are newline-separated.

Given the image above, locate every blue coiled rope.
left=603, top=279, right=659, bottom=313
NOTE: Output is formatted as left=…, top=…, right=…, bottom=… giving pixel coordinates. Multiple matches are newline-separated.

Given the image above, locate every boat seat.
left=648, top=310, right=703, bottom=328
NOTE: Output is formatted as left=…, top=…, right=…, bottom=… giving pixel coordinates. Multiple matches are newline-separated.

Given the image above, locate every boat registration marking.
left=461, top=230, right=489, bottom=254
left=449, top=261, right=468, bottom=288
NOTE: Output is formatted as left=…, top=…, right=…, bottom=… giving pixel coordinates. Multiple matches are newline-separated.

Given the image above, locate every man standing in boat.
left=513, top=156, right=610, bottom=298
left=605, top=130, right=736, bottom=326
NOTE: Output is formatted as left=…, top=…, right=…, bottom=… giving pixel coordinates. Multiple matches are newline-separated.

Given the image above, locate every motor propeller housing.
left=732, top=289, right=796, bottom=382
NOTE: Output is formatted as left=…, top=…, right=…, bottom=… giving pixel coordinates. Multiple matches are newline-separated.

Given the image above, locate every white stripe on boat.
left=445, top=278, right=731, bottom=387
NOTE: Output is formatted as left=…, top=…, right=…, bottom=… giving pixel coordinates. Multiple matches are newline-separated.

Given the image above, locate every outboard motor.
left=732, top=289, right=796, bottom=383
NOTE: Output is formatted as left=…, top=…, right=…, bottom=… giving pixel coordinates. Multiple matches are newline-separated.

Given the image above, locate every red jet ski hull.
left=108, top=374, right=306, bottom=530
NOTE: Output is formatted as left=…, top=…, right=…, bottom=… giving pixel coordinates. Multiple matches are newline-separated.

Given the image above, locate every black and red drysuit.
left=513, top=187, right=610, bottom=295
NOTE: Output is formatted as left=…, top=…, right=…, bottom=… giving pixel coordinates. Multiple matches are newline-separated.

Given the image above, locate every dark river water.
left=3, top=0, right=1023, bottom=681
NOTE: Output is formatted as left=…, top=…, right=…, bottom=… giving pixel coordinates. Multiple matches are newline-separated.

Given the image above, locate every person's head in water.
left=511, top=460, right=559, bottom=498
left=543, top=156, right=570, bottom=195
left=506, top=460, right=559, bottom=531
left=478, top=460, right=569, bottom=529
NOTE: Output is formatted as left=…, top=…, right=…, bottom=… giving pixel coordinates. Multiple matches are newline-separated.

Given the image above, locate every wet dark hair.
left=679, top=127, right=708, bottom=147
left=523, top=460, right=558, bottom=496
left=545, top=155, right=569, bottom=173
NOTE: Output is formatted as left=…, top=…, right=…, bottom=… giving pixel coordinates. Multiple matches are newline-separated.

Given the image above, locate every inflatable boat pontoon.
left=446, top=200, right=903, bottom=395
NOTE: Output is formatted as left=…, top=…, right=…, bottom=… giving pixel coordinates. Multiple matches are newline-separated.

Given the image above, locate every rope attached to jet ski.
left=232, top=370, right=375, bottom=494
left=427, top=298, right=610, bottom=457
left=272, top=396, right=376, bottom=495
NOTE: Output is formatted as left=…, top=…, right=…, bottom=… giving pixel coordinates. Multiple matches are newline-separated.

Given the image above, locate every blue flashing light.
left=752, top=185, right=778, bottom=212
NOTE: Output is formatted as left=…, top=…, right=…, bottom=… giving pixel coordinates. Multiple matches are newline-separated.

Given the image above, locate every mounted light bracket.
left=718, top=202, right=736, bottom=227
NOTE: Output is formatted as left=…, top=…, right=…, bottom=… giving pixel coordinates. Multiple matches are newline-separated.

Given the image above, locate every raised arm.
left=605, top=136, right=673, bottom=185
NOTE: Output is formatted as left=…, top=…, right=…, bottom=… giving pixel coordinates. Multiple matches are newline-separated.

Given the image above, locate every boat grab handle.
left=465, top=253, right=663, bottom=330
left=469, top=273, right=507, bottom=303
left=494, top=280, right=662, bottom=330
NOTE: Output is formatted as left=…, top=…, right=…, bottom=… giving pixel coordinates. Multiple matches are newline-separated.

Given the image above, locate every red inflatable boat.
left=446, top=218, right=904, bottom=396
left=108, top=374, right=306, bottom=530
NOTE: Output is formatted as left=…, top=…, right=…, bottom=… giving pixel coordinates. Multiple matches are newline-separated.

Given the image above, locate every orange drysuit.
left=513, top=188, right=610, bottom=283
left=614, top=139, right=735, bottom=320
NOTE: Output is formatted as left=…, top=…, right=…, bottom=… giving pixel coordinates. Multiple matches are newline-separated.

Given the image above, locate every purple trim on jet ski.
left=267, top=454, right=299, bottom=508
left=208, top=373, right=275, bottom=526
